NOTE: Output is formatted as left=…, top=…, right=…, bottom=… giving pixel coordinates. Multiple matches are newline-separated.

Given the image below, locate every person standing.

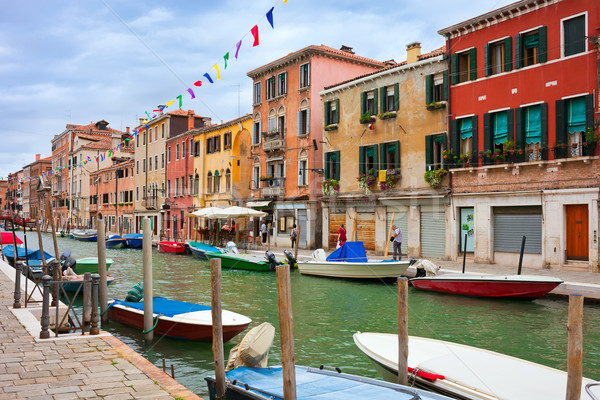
left=290, top=224, right=297, bottom=249
left=391, top=224, right=402, bottom=261
left=260, top=220, right=268, bottom=246
left=337, top=223, right=347, bottom=247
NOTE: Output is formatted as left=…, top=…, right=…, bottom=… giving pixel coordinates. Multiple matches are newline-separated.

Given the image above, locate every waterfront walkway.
left=0, top=259, right=202, bottom=400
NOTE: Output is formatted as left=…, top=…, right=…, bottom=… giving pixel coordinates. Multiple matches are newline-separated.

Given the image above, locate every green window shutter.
left=380, top=87, right=387, bottom=113
left=324, top=152, right=331, bottom=179
left=425, top=135, right=433, bottom=169
left=507, top=109, right=514, bottom=144
left=324, top=101, right=331, bottom=126
left=359, top=146, right=365, bottom=175
left=564, top=16, right=585, bottom=56
left=471, top=116, right=479, bottom=165
left=394, top=140, right=401, bottom=171
left=451, top=53, right=459, bottom=85
left=483, top=113, right=492, bottom=153
left=451, top=119, right=460, bottom=159
left=372, top=144, right=379, bottom=172
left=335, top=99, right=340, bottom=124
left=515, top=108, right=525, bottom=150
left=555, top=99, right=566, bottom=160
left=373, top=88, right=379, bottom=115
left=514, top=34, right=523, bottom=69
left=585, top=94, right=594, bottom=131
left=540, top=103, right=548, bottom=160
left=394, top=83, right=399, bottom=111
left=469, top=48, right=477, bottom=81
left=379, top=143, right=386, bottom=170
left=538, top=27, right=547, bottom=63
left=425, top=74, right=433, bottom=104
left=361, top=92, right=366, bottom=115
left=335, top=151, right=341, bottom=181
left=484, top=43, right=492, bottom=77
left=504, top=37, right=512, bottom=72
left=442, top=71, right=449, bottom=101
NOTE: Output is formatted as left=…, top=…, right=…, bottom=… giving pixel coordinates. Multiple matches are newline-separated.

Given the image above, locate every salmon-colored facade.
left=246, top=45, right=384, bottom=249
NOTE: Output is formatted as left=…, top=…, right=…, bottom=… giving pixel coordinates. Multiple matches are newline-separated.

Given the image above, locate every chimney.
left=340, top=45, right=355, bottom=54
left=36, top=154, right=41, bottom=161
left=406, top=42, right=422, bottom=64
left=188, top=110, right=195, bottom=131
left=157, top=105, right=165, bottom=116
left=126, top=126, right=130, bottom=133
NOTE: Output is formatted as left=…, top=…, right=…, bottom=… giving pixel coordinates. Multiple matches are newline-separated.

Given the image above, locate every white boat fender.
left=413, top=259, right=441, bottom=277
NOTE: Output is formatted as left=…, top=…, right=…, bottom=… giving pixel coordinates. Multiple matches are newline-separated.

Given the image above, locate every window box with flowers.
left=263, top=130, right=280, bottom=139
left=360, top=112, right=376, bottom=124
left=491, top=149, right=505, bottom=163
left=379, top=111, right=397, bottom=120
left=379, top=173, right=399, bottom=191
left=459, top=153, right=470, bottom=167
left=583, top=126, right=600, bottom=156
left=324, top=124, right=338, bottom=132
left=322, top=178, right=339, bottom=196
left=426, top=101, right=446, bottom=111
left=259, top=175, right=273, bottom=183
left=424, top=168, right=447, bottom=189
left=356, top=169, right=377, bottom=195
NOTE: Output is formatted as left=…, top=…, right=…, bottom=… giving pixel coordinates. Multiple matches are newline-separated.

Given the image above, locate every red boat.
left=108, top=297, right=252, bottom=341
left=157, top=241, right=186, bottom=254
left=410, top=274, right=563, bottom=299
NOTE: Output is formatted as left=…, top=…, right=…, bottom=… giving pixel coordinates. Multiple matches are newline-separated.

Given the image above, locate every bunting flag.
left=145, top=111, right=151, bottom=119
left=100, top=153, right=105, bottom=162
left=94, top=156, right=99, bottom=162
left=194, top=80, right=203, bottom=87
left=166, top=100, right=175, bottom=107
left=266, top=7, right=274, bottom=28
left=213, top=64, right=221, bottom=80
left=223, top=52, right=229, bottom=69
left=187, top=88, right=196, bottom=99
left=284, top=0, right=288, bottom=3
left=177, top=94, right=183, bottom=108
left=235, top=40, right=242, bottom=59
left=203, top=73, right=214, bottom=83
left=251, top=25, right=259, bottom=46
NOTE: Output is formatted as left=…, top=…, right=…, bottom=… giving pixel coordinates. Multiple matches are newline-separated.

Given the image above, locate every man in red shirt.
left=337, top=223, right=347, bottom=247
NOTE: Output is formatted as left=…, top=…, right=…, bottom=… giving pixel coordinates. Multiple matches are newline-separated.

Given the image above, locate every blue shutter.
left=359, top=146, right=365, bottom=175
left=324, top=101, right=330, bottom=126
left=471, top=116, right=479, bottom=165
left=451, top=53, right=459, bottom=85
left=335, top=99, right=340, bottom=124
left=361, top=92, right=366, bottom=115
left=514, top=33, right=523, bottom=69
left=425, top=135, right=433, bottom=170
left=380, top=87, right=387, bottom=113
left=324, top=152, right=330, bottom=179
left=442, top=71, right=448, bottom=101
left=373, top=88, right=379, bottom=115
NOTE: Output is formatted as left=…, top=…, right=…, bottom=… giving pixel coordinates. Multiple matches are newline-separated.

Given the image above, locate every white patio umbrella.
left=189, top=207, right=226, bottom=219
left=220, top=206, right=267, bottom=218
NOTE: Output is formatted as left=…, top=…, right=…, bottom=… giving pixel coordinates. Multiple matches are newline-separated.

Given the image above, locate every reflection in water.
left=19, top=232, right=600, bottom=398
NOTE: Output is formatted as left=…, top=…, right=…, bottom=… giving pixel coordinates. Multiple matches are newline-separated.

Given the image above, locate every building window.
left=155, top=155, right=158, bottom=171
left=214, top=171, right=221, bottom=193
left=161, top=123, right=165, bottom=138
left=225, top=169, right=231, bottom=192
left=358, top=145, right=378, bottom=175
left=516, top=27, right=547, bottom=68
left=451, top=49, right=477, bottom=84
left=161, top=183, right=164, bottom=198
left=266, top=76, right=276, bottom=100
left=252, top=165, right=260, bottom=189
left=176, top=144, right=180, bottom=160
left=324, top=151, right=340, bottom=181
left=485, top=38, right=511, bottom=76
left=426, top=134, right=446, bottom=170
left=277, top=106, right=286, bottom=138
left=223, top=132, right=232, bottom=150
left=136, top=187, right=139, bottom=201
left=161, top=153, right=165, bottom=169
left=254, top=82, right=261, bottom=104
left=175, top=178, right=179, bottom=196
left=136, top=161, right=139, bottom=175
left=425, top=73, right=448, bottom=105
left=252, top=115, right=261, bottom=145
left=181, top=142, right=185, bottom=158
left=190, top=139, right=194, bottom=156
left=149, top=157, right=152, bottom=172
left=300, top=63, right=310, bottom=88
left=324, top=99, right=339, bottom=126
left=268, top=109, right=277, bottom=134
left=524, top=105, right=543, bottom=161
left=155, top=126, right=158, bottom=141
left=194, top=141, right=200, bottom=156
left=207, top=172, right=212, bottom=193
left=459, top=118, right=473, bottom=157
left=297, top=99, right=309, bottom=136
left=193, top=174, right=199, bottom=195
left=380, top=141, right=400, bottom=171
left=361, top=89, right=378, bottom=116
left=492, top=111, right=509, bottom=151
left=168, top=148, right=171, bottom=163
left=278, top=72, right=287, bottom=95
left=142, top=159, right=146, bottom=173
left=563, top=14, right=586, bottom=57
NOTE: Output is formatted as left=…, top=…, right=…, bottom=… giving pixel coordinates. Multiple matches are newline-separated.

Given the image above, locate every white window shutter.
left=297, top=111, right=301, bottom=136
left=306, top=109, right=310, bottom=135
left=307, top=64, right=310, bottom=86
left=259, top=121, right=262, bottom=143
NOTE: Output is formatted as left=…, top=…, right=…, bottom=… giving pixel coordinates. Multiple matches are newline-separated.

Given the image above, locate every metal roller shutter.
left=356, top=213, right=376, bottom=251
left=298, top=209, right=307, bottom=248
left=386, top=212, right=408, bottom=255
left=494, top=212, right=542, bottom=253
left=329, top=213, right=345, bottom=248
left=421, top=211, right=446, bottom=258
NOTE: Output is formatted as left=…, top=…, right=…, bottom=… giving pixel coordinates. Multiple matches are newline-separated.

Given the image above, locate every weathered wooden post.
left=143, top=217, right=153, bottom=342
left=211, top=258, right=226, bottom=400
left=97, top=216, right=108, bottom=324
left=384, top=212, right=395, bottom=259
left=566, top=293, right=584, bottom=400
left=90, top=273, right=100, bottom=335
left=13, top=262, right=22, bottom=309
left=276, top=264, right=297, bottom=400
left=40, top=275, right=51, bottom=339
left=397, top=277, right=409, bottom=385
left=83, top=272, right=92, bottom=324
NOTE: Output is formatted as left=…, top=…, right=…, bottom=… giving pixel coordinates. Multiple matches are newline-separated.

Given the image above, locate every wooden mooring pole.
left=97, top=217, right=108, bottom=324
left=294, top=224, right=301, bottom=262
left=210, top=258, right=226, bottom=400
left=397, top=277, right=409, bottom=386
left=384, top=212, right=395, bottom=259
left=276, top=264, right=297, bottom=400
left=566, top=293, right=583, bottom=400
left=143, top=217, right=153, bottom=342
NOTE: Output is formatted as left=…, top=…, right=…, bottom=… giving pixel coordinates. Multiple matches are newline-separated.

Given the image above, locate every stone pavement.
left=0, top=259, right=202, bottom=400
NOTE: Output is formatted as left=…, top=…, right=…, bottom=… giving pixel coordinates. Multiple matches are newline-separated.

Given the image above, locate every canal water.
left=17, top=232, right=600, bottom=397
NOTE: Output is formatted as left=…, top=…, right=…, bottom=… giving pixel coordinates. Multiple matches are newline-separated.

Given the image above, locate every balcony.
left=262, top=177, right=285, bottom=197
left=263, top=132, right=285, bottom=152
left=142, top=195, right=159, bottom=210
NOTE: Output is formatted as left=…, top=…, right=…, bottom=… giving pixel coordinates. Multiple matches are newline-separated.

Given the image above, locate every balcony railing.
left=142, top=195, right=159, bottom=210
left=263, top=138, right=285, bottom=152
left=262, top=177, right=285, bottom=197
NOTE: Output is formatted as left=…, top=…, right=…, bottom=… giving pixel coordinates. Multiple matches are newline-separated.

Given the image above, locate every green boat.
left=204, top=252, right=273, bottom=271
left=74, top=257, right=114, bottom=274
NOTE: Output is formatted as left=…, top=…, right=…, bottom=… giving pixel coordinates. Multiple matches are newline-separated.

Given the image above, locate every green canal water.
left=19, top=232, right=600, bottom=397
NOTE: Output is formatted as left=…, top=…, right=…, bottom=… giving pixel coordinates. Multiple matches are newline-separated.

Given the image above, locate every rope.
left=100, top=303, right=113, bottom=316
left=142, top=315, right=160, bottom=334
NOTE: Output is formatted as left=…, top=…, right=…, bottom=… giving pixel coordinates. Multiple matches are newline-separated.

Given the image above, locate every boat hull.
left=123, top=234, right=143, bottom=248
left=73, top=258, right=114, bottom=274
left=409, top=275, right=562, bottom=299
left=204, top=252, right=272, bottom=271
left=298, top=260, right=410, bottom=279
left=106, top=236, right=127, bottom=248
left=72, top=234, right=97, bottom=242
left=188, top=242, right=221, bottom=260
left=157, top=241, right=187, bottom=254
left=61, top=276, right=115, bottom=293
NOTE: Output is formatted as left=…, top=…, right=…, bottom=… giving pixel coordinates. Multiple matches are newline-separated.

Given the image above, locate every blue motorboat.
left=2, top=245, right=55, bottom=266
left=106, top=235, right=127, bottom=248
left=71, top=229, right=98, bottom=242
left=188, top=241, right=223, bottom=260
left=123, top=233, right=143, bottom=248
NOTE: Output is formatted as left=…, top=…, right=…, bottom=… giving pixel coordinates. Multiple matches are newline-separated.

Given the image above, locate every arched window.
left=214, top=170, right=222, bottom=193
left=298, top=150, right=308, bottom=186
left=225, top=168, right=231, bottom=192
left=297, top=99, right=310, bottom=136
left=252, top=157, right=261, bottom=189
left=268, top=109, right=277, bottom=135
left=194, top=173, right=199, bottom=196
left=277, top=105, right=286, bottom=138
left=252, top=112, right=262, bottom=145
left=207, top=172, right=213, bottom=194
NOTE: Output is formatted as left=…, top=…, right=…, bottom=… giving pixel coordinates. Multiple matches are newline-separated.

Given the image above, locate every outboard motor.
left=283, top=249, right=297, bottom=269
left=265, top=250, right=279, bottom=271
left=226, top=241, right=239, bottom=254
left=59, top=249, right=72, bottom=262
left=62, top=256, right=77, bottom=274
left=410, top=258, right=427, bottom=278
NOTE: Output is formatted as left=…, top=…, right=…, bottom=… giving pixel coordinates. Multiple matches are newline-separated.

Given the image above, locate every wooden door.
left=566, top=204, right=588, bottom=260
left=329, top=214, right=345, bottom=249
left=356, top=213, right=376, bottom=251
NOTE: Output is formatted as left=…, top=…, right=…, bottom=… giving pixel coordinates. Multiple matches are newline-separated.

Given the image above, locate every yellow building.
left=320, top=43, right=450, bottom=257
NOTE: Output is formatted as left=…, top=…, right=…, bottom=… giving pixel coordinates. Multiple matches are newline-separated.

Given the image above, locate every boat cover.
left=0, top=232, right=23, bottom=244
left=2, top=245, right=53, bottom=261
left=188, top=241, right=221, bottom=253
left=326, top=241, right=367, bottom=262
left=224, top=366, right=450, bottom=399
left=123, top=233, right=143, bottom=239
left=112, top=296, right=210, bottom=317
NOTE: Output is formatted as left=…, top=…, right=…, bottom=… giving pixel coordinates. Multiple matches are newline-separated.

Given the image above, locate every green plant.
left=360, top=111, right=374, bottom=123
left=503, top=139, right=515, bottom=150
left=357, top=168, right=377, bottom=194
left=379, top=173, right=399, bottom=191
left=424, top=168, right=447, bottom=188
left=324, top=124, right=338, bottom=131
left=491, top=149, right=505, bottom=162
left=426, top=101, right=445, bottom=110
left=442, top=149, right=452, bottom=162
left=459, top=153, right=470, bottom=164
left=379, top=111, right=396, bottom=120
left=585, top=126, right=600, bottom=143
left=322, top=178, right=340, bottom=196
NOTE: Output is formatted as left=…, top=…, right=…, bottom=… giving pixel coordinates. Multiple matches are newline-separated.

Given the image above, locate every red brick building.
left=439, top=0, right=600, bottom=271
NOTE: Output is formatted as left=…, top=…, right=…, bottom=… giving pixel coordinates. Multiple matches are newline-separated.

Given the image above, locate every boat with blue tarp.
left=123, top=233, right=143, bottom=248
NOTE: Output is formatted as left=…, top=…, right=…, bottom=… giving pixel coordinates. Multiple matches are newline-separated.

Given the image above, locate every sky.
left=0, top=0, right=515, bottom=180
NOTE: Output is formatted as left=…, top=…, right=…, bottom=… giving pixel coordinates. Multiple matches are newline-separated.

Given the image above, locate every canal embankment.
left=0, top=258, right=202, bottom=400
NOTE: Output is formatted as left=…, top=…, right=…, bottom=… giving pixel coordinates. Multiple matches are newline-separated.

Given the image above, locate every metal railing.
left=142, top=195, right=159, bottom=210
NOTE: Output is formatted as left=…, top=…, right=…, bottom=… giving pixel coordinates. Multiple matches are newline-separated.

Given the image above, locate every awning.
left=246, top=200, right=272, bottom=209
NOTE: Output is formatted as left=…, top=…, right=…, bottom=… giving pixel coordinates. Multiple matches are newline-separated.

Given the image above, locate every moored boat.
left=106, top=235, right=127, bottom=248
left=123, top=233, right=143, bottom=248
left=0, top=232, right=23, bottom=245
left=2, top=245, right=55, bottom=268
left=71, top=229, right=98, bottom=242
left=204, top=251, right=272, bottom=271
left=298, top=242, right=410, bottom=279
left=409, top=273, right=563, bottom=299
left=157, top=241, right=187, bottom=254
left=188, top=241, right=223, bottom=260
left=61, top=274, right=115, bottom=293
left=108, top=296, right=251, bottom=341
left=73, top=257, right=114, bottom=274
left=353, top=332, right=594, bottom=400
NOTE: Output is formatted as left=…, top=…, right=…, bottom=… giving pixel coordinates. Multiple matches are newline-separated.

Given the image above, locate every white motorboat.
left=298, top=241, right=410, bottom=279
left=353, top=332, right=595, bottom=400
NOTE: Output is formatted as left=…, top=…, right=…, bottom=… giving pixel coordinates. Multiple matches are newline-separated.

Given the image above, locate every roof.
left=323, top=45, right=446, bottom=91
left=247, top=44, right=385, bottom=78
left=186, top=114, right=252, bottom=137
left=65, top=120, right=124, bottom=135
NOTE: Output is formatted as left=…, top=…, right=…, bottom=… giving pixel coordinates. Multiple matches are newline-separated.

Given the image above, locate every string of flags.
left=10, top=1, right=290, bottom=184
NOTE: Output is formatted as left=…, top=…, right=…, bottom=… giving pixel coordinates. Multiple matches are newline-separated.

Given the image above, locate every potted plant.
left=379, top=173, right=399, bottom=191
left=426, top=101, right=446, bottom=111
left=356, top=168, right=377, bottom=194
left=379, top=111, right=397, bottom=120
left=322, top=178, right=340, bottom=196
left=424, top=168, right=447, bottom=189
left=459, top=153, right=470, bottom=166
left=324, top=124, right=338, bottom=131
left=491, top=149, right=505, bottom=163
left=360, top=111, right=376, bottom=124
left=583, top=126, right=600, bottom=156
left=259, top=175, right=273, bottom=182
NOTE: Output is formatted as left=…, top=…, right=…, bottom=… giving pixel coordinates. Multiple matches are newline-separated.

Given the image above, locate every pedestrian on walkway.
left=391, top=225, right=402, bottom=260
left=337, top=223, right=347, bottom=248
left=290, top=224, right=297, bottom=249
left=260, top=220, right=268, bottom=245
